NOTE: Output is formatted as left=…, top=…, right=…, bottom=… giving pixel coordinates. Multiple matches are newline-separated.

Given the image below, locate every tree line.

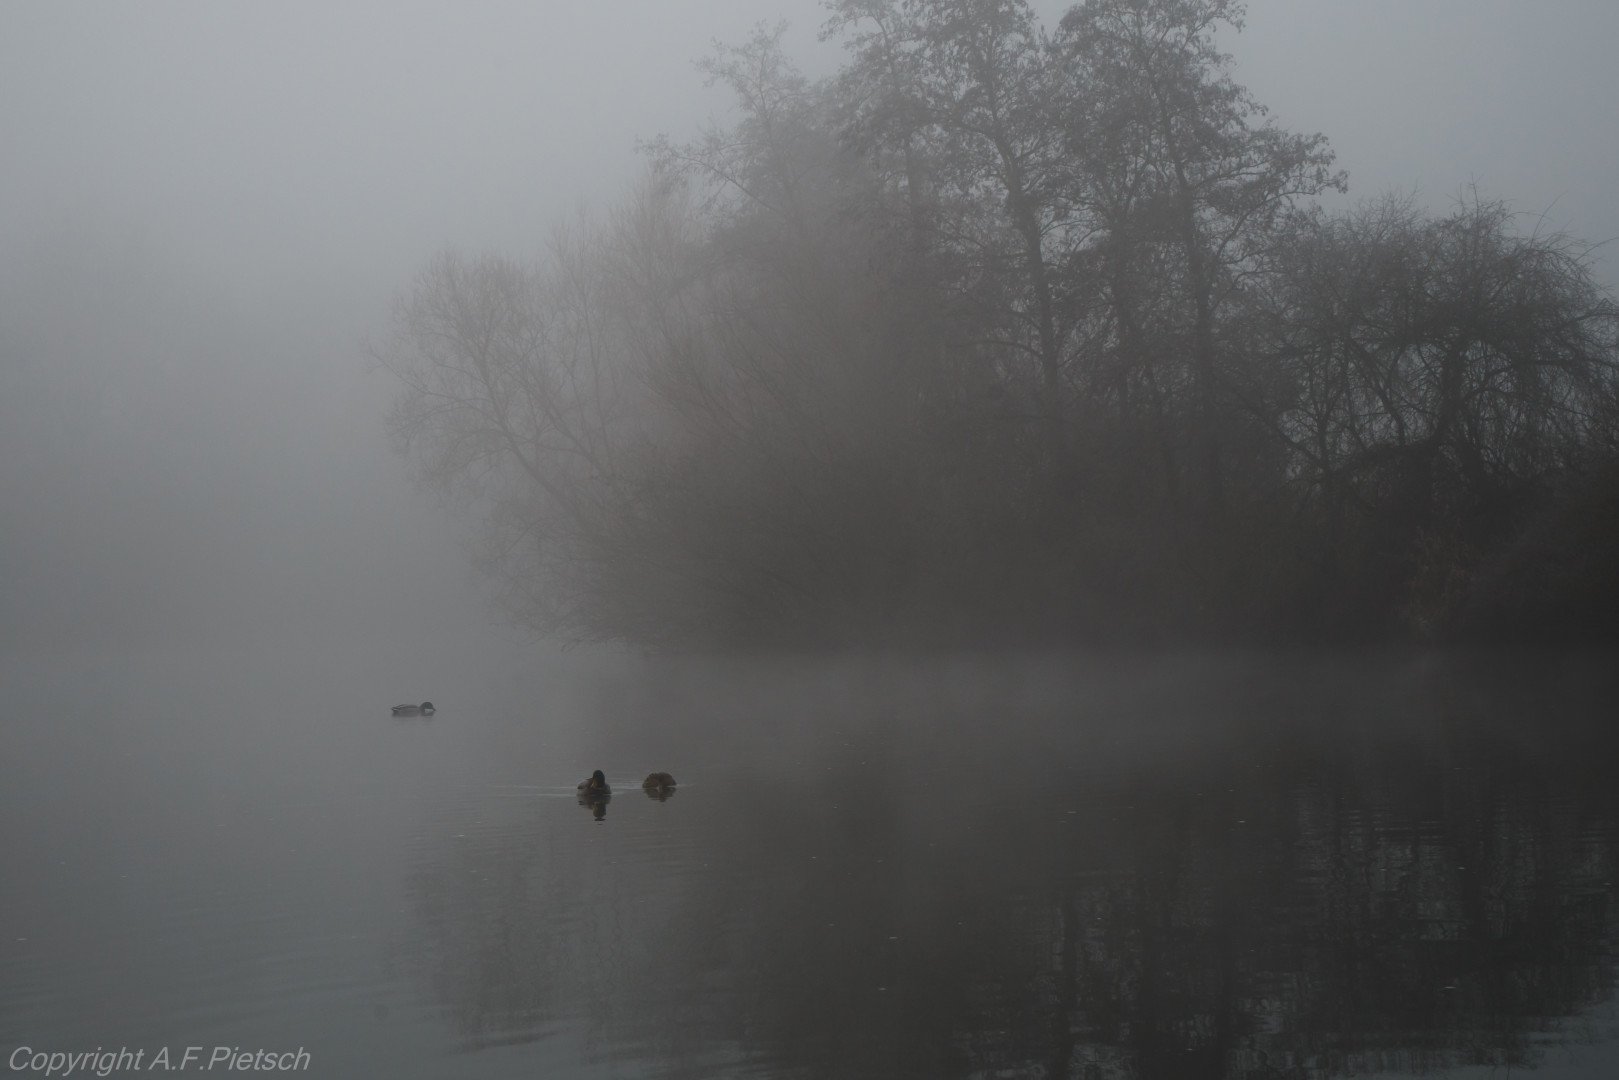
left=375, top=0, right=1619, bottom=647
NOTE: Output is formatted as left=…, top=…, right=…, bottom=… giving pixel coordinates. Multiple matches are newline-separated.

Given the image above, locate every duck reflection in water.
left=642, top=772, right=676, bottom=801
left=577, top=770, right=611, bottom=821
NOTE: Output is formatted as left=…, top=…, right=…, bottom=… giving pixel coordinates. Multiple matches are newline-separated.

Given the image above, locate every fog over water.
left=5, top=645, right=1619, bottom=1078
left=4, top=5, right=1619, bottom=1078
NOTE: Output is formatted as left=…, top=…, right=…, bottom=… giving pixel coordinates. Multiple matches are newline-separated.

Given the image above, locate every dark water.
left=3, top=641, right=1617, bottom=1078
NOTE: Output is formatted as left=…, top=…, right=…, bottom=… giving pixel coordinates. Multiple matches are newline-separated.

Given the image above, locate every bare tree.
left=1056, top=0, right=1344, bottom=515
left=827, top=0, right=1078, bottom=447
left=1258, top=194, right=1619, bottom=625
left=372, top=5, right=1619, bottom=645
left=371, top=229, right=634, bottom=636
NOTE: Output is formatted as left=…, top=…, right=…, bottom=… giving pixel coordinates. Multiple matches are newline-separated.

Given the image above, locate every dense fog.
left=5, top=10, right=1619, bottom=1076
left=3, top=1, right=1616, bottom=649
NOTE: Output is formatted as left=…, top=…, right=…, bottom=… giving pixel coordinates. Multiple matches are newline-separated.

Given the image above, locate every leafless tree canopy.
left=374, top=0, right=1619, bottom=646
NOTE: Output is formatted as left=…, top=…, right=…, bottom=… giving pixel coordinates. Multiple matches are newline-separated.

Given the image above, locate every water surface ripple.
left=3, top=644, right=1616, bottom=1078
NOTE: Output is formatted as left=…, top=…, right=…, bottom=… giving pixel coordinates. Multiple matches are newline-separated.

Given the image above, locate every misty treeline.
left=375, top=0, right=1619, bottom=647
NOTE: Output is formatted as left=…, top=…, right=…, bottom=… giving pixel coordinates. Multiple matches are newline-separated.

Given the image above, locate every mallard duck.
left=391, top=701, right=435, bottom=716
left=642, top=772, right=677, bottom=800
left=577, top=770, right=612, bottom=819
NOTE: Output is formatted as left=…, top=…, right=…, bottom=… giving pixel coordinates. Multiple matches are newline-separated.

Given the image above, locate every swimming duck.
left=642, top=772, right=677, bottom=800
left=391, top=701, right=435, bottom=716
left=577, top=770, right=612, bottom=819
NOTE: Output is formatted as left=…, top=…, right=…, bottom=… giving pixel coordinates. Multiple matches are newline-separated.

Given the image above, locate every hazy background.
left=3, top=0, right=1615, bottom=650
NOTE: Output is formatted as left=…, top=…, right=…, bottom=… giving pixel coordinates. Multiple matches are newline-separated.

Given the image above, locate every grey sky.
left=1234, top=0, right=1618, bottom=266
left=1, top=1, right=1614, bottom=646
left=3, top=2, right=1612, bottom=290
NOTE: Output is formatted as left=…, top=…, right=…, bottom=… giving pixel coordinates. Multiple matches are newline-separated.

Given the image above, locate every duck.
left=577, top=770, right=611, bottom=796
left=642, top=772, right=677, bottom=800
left=391, top=701, right=436, bottom=716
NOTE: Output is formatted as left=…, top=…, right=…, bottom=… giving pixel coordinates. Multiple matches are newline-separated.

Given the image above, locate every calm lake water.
left=3, top=638, right=1617, bottom=1079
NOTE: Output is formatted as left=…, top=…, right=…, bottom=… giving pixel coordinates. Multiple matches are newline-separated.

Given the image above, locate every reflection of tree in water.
left=401, top=659, right=1619, bottom=1078
left=1052, top=750, right=1617, bottom=1078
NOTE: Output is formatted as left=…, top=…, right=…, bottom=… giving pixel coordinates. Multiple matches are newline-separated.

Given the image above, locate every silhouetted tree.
left=1054, top=0, right=1343, bottom=519
left=377, top=1, right=1619, bottom=646
left=1259, top=195, right=1619, bottom=629
left=827, top=0, right=1076, bottom=447
left=371, top=228, right=641, bottom=637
